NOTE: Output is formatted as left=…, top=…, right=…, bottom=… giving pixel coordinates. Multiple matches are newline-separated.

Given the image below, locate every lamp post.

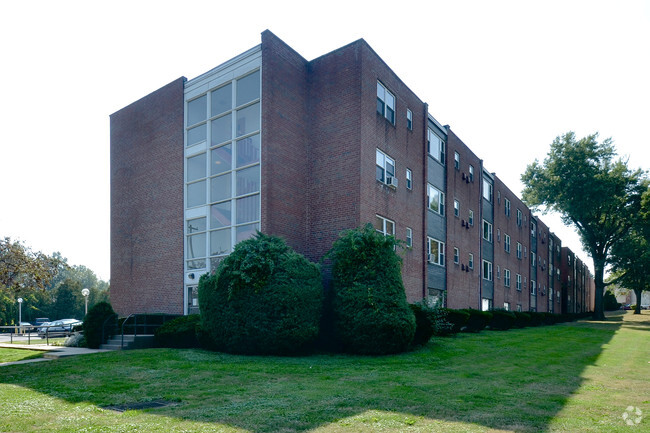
left=82, top=288, right=90, bottom=315
left=17, top=297, right=23, bottom=334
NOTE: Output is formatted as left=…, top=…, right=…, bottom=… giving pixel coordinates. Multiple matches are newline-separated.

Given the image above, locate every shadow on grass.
left=0, top=318, right=627, bottom=432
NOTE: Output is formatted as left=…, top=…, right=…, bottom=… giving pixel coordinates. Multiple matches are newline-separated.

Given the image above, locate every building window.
left=531, top=252, right=536, bottom=267
left=516, top=274, right=522, bottom=291
left=406, top=109, right=412, bottom=130
left=454, top=199, right=460, bottom=217
left=377, top=81, right=395, bottom=124
left=467, top=254, right=474, bottom=270
left=454, top=151, right=460, bottom=170
left=454, top=247, right=460, bottom=264
left=483, top=178, right=493, bottom=202
left=403, top=168, right=412, bottom=190
left=531, top=280, right=537, bottom=295
left=531, top=221, right=537, bottom=237
left=469, top=165, right=474, bottom=182
left=482, top=260, right=493, bottom=281
left=482, top=298, right=492, bottom=311
left=504, top=269, right=511, bottom=287
left=504, top=198, right=511, bottom=217
left=504, top=234, right=511, bottom=253
left=428, top=237, right=445, bottom=266
left=504, top=302, right=511, bottom=311
left=468, top=210, right=474, bottom=226
left=375, top=215, right=395, bottom=237
left=376, top=149, right=396, bottom=185
left=517, top=242, right=522, bottom=259
left=428, top=184, right=445, bottom=215
left=497, top=265, right=501, bottom=279
left=517, top=209, right=522, bottom=227
left=428, top=128, right=445, bottom=164
left=517, top=303, right=522, bottom=312
left=482, top=220, right=493, bottom=242
left=406, top=227, right=413, bottom=248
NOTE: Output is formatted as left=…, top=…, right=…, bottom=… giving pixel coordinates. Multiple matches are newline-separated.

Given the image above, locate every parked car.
left=34, top=317, right=50, bottom=326
left=38, top=319, right=82, bottom=338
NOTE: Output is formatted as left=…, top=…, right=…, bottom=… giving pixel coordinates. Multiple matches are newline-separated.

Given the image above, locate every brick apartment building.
left=110, top=30, right=594, bottom=317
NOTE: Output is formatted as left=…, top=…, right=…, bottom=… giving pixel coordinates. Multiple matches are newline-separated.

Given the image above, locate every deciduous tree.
left=521, top=132, right=645, bottom=320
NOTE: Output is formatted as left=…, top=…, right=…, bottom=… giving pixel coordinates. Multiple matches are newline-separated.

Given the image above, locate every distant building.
left=110, top=30, right=593, bottom=316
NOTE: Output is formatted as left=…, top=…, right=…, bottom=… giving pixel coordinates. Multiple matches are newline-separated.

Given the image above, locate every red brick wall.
left=261, top=31, right=310, bottom=254
left=535, top=217, right=550, bottom=312
left=493, top=175, right=530, bottom=311
left=110, top=78, right=185, bottom=316
left=445, top=130, right=482, bottom=309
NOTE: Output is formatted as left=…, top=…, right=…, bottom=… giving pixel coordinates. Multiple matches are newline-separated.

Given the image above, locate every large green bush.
left=604, top=291, right=620, bottom=311
left=409, top=303, right=435, bottom=347
left=198, top=232, right=322, bottom=355
left=513, top=311, right=532, bottom=328
left=328, top=224, right=416, bottom=355
left=154, top=314, right=201, bottom=348
left=83, top=301, right=116, bottom=349
left=442, top=309, right=471, bottom=334
left=460, top=309, right=493, bottom=333
left=489, top=309, right=516, bottom=330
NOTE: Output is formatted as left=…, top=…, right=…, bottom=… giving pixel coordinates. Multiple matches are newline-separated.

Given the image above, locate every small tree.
left=83, top=301, right=116, bottom=349
left=328, top=224, right=415, bottom=355
left=198, top=232, right=322, bottom=355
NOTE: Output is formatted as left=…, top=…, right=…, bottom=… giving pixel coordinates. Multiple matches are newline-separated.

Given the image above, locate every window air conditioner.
left=386, top=176, right=398, bottom=188
left=428, top=254, right=434, bottom=263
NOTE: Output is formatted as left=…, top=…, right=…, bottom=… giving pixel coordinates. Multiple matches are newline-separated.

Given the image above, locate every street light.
left=17, top=298, right=23, bottom=334
left=82, top=288, right=90, bottom=315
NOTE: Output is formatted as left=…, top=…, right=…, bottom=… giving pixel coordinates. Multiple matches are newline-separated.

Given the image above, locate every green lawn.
left=0, top=348, right=44, bottom=363
left=0, top=311, right=647, bottom=432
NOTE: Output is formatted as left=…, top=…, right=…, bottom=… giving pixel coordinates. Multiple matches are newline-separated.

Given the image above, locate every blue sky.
left=1, top=0, right=648, bottom=281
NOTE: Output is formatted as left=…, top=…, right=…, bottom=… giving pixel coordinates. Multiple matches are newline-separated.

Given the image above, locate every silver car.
left=38, top=319, right=82, bottom=338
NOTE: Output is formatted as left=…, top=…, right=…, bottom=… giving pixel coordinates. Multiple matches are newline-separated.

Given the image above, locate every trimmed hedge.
left=461, top=309, right=493, bottom=333
left=489, top=309, right=516, bottom=330
left=329, top=224, right=416, bottom=355
left=513, top=311, right=531, bottom=328
left=83, top=301, right=116, bottom=349
left=443, top=309, right=470, bottom=334
left=198, top=232, right=323, bottom=355
left=410, top=303, right=436, bottom=347
left=154, top=314, right=201, bottom=348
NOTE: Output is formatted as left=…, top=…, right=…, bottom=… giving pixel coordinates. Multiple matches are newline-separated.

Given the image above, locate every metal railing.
left=119, top=313, right=180, bottom=349
left=0, top=324, right=79, bottom=346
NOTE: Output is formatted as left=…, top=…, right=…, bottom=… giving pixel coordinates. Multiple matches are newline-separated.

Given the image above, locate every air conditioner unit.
left=461, top=220, right=466, bottom=227
left=462, top=172, right=466, bottom=180
left=461, top=264, right=465, bottom=271
left=386, top=176, right=398, bottom=188
left=428, top=254, right=434, bottom=263
left=466, top=266, right=470, bottom=273
left=465, top=177, right=470, bottom=184
left=466, top=224, right=470, bottom=230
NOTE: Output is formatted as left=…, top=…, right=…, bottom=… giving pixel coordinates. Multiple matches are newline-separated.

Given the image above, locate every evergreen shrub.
left=329, top=224, right=415, bottom=355
left=461, top=309, right=493, bottom=332
left=513, top=311, right=531, bottom=328
left=603, top=291, right=620, bottom=311
left=83, top=301, right=116, bottom=349
left=198, top=232, right=322, bottom=355
left=443, top=309, right=470, bottom=334
left=489, top=309, right=516, bottom=330
left=528, top=311, right=545, bottom=326
left=410, top=302, right=435, bottom=347
left=154, top=314, right=201, bottom=348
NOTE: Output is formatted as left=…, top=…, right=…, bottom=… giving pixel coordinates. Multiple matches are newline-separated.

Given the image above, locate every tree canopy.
left=521, top=132, right=645, bottom=320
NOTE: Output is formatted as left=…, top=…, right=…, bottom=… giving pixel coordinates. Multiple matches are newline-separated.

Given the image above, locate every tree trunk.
left=634, top=289, right=642, bottom=315
left=592, top=256, right=606, bottom=320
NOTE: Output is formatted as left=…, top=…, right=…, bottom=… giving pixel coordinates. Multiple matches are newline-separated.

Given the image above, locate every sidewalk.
left=0, top=343, right=110, bottom=366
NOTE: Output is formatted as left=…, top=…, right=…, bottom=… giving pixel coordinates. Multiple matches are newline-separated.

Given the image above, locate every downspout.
left=478, top=159, right=484, bottom=310
left=422, top=103, right=429, bottom=301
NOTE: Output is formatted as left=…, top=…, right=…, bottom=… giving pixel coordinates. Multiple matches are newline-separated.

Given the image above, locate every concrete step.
left=100, top=335, right=155, bottom=351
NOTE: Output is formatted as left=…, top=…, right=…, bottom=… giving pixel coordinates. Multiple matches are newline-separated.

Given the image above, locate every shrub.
left=512, top=311, right=531, bottom=328
left=64, top=333, right=85, bottom=347
left=410, top=303, right=435, bottom=347
left=443, top=309, right=470, bottom=334
left=328, top=224, right=415, bottom=355
left=83, top=301, right=116, bottom=349
left=198, top=232, right=322, bottom=355
left=603, top=291, right=620, bottom=311
left=431, top=307, right=455, bottom=336
left=461, top=309, right=493, bottom=333
left=154, top=314, right=201, bottom=348
left=489, top=309, right=516, bottom=330
left=528, top=311, right=545, bottom=326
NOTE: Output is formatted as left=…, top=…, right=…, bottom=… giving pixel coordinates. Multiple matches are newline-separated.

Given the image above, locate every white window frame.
left=468, top=210, right=474, bottom=226
left=406, top=108, right=412, bottom=130
left=469, top=165, right=474, bottom=182
left=376, top=148, right=396, bottom=185
left=454, top=199, right=460, bottom=217
left=504, top=234, right=511, bottom=253
left=517, top=209, right=522, bottom=227
left=406, top=168, right=412, bottom=190
left=428, top=237, right=445, bottom=266
left=483, top=220, right=493, bottom=242
left=483, top=179, right=493, bottom=202
left=428, top=128, right=445, bottom=164
left=504, top=198, right=511, bottom=217
left=375, top=215, right=395, bottom=237
left=428, top=184, right=445, bottom=215
left=406, top=227, right=413, bottom=248
left=516, top=274, right=522, bottom=291
left=517, top=242, right=522, bottom=259
left=454, top=151, right=460, bottom=170
left=531, top=280, right=537, bottom=295
left=504, top=302, right=511, bottom=311
left=482, top=259, right=493, bottom=281
left=531, top=252, right=536, bottom=267
left=377, top=81, right=395, bottom=124
left=468, top=253, right=474, bottom=269
left=453, top=247, right=459, bottom=264
left=504, top=269, right=511, bottom=287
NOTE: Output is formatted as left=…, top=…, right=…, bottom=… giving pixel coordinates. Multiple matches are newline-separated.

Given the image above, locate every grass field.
left=0, top=348, right=44, bottom=363
left=0, top=311, right=647, bottom=432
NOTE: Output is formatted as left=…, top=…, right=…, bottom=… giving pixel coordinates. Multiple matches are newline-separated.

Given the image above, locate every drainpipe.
left=422, top=103, right=429, bottom=301
left=478, top=159, right=484, bottom=310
